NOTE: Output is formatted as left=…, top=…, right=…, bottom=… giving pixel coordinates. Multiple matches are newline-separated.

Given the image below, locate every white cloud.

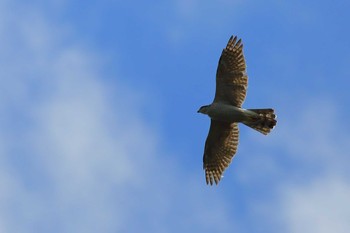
left=282, top=176, right=350, bottom=233
left=0, top=2, right=239, bottom=233
left=232, top=98, right=350, bottom=233
left=2, top=2, right=349, bottom=233
left=271, top=100, right=350, bottom=233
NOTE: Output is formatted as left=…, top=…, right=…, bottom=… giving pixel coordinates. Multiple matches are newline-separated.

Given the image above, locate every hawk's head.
left=197, top=105, right=211, bottom=114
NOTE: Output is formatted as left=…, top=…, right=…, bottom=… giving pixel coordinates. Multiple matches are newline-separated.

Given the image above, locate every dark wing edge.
left=203, top=121, right=239, bottom=185
left=214, top=35, right=248, bottom=107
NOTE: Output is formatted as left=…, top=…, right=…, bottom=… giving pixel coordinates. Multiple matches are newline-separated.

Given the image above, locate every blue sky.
left=1, top=0, right=350, bottom=232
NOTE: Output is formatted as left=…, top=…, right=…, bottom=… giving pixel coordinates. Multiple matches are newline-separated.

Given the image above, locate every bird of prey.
left=198, top=35, right=277, bottom=185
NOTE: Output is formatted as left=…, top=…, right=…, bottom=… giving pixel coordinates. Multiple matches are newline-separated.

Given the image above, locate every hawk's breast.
left=207, top=103, right=247, bottom=123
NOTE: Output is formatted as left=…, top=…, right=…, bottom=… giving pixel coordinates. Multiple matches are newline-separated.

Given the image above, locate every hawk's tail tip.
left=244, top=108, right=277, bottom=135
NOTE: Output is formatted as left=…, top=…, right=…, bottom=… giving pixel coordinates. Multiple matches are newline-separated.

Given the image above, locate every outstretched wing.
left=214, top=36, right=248, bottom=107
left=203, top=121, right=239, bottom=185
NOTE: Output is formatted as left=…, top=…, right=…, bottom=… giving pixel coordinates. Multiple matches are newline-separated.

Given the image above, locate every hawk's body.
left=198, top=35, right=277, bottom=185
left=204, top=103, right=255, bottom=123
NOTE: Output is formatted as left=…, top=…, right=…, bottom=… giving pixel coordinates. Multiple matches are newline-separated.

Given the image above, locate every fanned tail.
left=243, top=108, right=277, bottom=135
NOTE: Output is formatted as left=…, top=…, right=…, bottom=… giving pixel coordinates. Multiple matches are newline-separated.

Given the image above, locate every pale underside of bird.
left=198, top=35, right=277, bottom=185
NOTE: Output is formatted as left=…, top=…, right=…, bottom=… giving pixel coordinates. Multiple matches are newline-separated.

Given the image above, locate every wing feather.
left=214, top=35, right=248, bottom=107
left=203, top=121, right=239, bottom=185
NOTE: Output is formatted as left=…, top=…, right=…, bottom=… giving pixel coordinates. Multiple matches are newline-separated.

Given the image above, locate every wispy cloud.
left=1, top=1, right=350, bottom=233
left=0, top=2, right=238, bottom=233
left=242, top=98, right=350, bottom=233
left=277, top=99, right=350, bottom=233
left=282, top=175, right=350, bottom=233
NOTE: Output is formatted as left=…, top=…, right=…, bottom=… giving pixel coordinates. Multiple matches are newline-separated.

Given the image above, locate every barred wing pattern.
left=214, top=36, right=248, bottom=107
left=203, top=121, right=239, bottom=185
left=203, top=36, right=247, bottom=185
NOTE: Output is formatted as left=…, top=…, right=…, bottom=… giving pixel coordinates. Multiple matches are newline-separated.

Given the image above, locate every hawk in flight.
left=198, top=35, right=277, bottom=185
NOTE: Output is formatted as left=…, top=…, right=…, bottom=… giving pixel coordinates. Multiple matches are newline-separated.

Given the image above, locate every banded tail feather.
left=244, top=108, right=277, bottom=135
